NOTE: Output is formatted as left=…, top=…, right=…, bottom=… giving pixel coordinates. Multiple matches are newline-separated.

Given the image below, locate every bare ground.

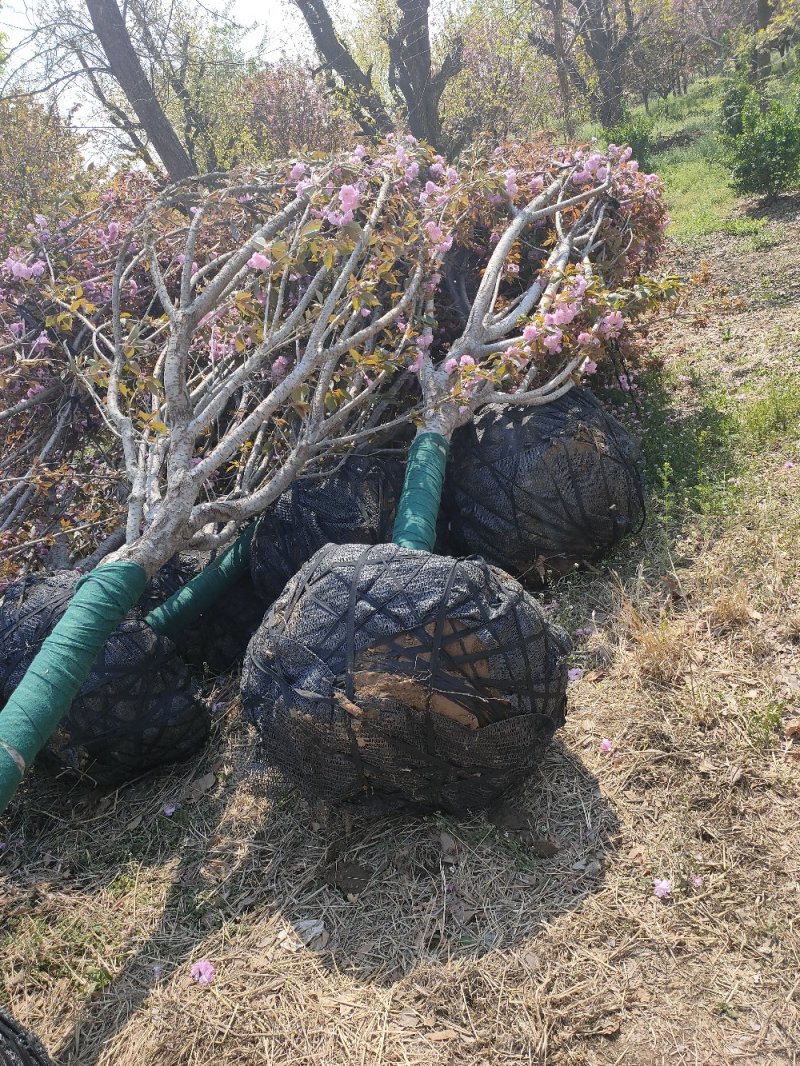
left=2, top=198, right=800, bottom=1066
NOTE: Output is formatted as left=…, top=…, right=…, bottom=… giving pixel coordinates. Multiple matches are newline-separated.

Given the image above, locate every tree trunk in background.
left=293, top=0, right=393, bottom=139
left=551, top=0, right=575, bottom=137
left=755, top=0, right=773, bottom=81
left=84, top=0, right=197, bottom=180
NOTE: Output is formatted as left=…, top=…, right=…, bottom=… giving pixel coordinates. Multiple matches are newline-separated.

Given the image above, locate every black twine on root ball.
left=443, top=386, right=645, bottom=583
left=241, top=543, right=571, bottom=815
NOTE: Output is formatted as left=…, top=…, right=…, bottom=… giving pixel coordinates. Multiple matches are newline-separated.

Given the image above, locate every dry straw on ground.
left=2, top=199, right=800, bottom=1065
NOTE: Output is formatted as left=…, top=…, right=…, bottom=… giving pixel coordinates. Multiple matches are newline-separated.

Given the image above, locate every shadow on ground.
left=1, top=725, right=617, bottom=1064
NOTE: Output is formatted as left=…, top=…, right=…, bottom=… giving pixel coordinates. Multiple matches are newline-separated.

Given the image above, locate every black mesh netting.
left=0, top=570, right=79, bottom=700
left=241, top=542, right=570, bottom=815
left=443, top=386, right=645, bottom=581
left=0, top=574, right=209, bottom=786
left=140, top=552, right=265, bottom=674
left=0, top=1008, right=53, bottom=1066
left=250, top=454, right=406, bottom=606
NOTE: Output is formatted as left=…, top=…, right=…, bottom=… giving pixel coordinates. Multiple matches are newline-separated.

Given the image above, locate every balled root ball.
left=241, top=543, right=570, bottom=815
left=250, top=454, right=406, bottom=606
left=1, top=576, right=209, bottom=787
left=443, top=386, right=644, bottom=582
left=0, top=1005, right=54, bottom=1066
left=173, top=570, right=266, bottom=674
left=0, top=570, right=79, bottom=704
left=141, top=552, right=264, bottom=674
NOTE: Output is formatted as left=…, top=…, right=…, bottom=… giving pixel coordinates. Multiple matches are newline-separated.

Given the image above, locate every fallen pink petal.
left=690, top=874, right=704, bottom=888
left=191, top=959, right=216, bottom=985
left=600, top=738, right=614, bottom=754
left=653, top=878, right=673, bottom=899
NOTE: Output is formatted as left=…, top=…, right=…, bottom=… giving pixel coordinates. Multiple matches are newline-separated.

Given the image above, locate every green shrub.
left=605, top=112, right=655, bottom=166
left=719, top=77, right=756, bottom=137
left=725, top=95, right=800, bottom=196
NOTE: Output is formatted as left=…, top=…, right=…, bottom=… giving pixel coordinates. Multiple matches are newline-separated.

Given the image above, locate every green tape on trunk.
left=145, top=524, right=255, bottom=641
left=0, top=561, right=147, bottom=812
left=391, top=431, right=449, bottom=553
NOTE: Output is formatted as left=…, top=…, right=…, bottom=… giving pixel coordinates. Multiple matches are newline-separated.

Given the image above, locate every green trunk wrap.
left=391, top=431, right=449, bottom=553
left=0, top=561, right=147, bottom=813
left=145, top=524, right=255, bottom=641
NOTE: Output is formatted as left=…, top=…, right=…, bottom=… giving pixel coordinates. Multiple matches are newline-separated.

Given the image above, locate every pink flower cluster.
left=324, top=183, right=361, bottom=227
left=424, top=221, right=453, bottom=256
left=2, top=256, right=45, bottom=281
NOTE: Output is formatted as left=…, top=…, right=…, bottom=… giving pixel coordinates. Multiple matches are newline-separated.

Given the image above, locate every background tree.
left=245, top=60, right=356, bottom=157
left=2, top=0, right=257, bottom=176
left=530, top=0, right=651, bottom=127
left=292, top=0, right=464, bottom=150
left=0, top=98, right=86, bottom=239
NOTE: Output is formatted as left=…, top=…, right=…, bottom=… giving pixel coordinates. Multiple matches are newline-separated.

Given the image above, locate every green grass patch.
left=636, top=369, right=800, bottom=526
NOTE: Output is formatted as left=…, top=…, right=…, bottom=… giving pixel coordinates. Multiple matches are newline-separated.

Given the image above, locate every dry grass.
left=3, top=209, right=800, bottom=1066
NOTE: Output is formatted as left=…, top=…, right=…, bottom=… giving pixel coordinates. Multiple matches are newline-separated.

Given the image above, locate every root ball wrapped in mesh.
left=241, top=543, right=570, bottom=814
left=0, top=1006, right=54, bottom=1066
left=142, top=552, right=264, bottom=673
left=250, top=455, right=405, bottom=605
left=1, top=574, right=208, bottom=785
left=0, top=571, right=79, bottom=700
left=443, top=387, right=644, bottom=581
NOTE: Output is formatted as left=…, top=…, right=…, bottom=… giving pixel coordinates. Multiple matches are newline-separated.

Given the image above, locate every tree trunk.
left=755, top=0, right=773, bottom=81
left=294, top=0, right=393, bottom=139
left=84, top=0, right=196, bottom=180
left=552, top=0, right=575, bottom=137
left=596, top=70, right=624, bottom=128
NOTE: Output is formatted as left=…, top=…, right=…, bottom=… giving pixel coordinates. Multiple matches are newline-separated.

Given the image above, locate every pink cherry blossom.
left=338, top=184, right=360, bottom=213
left=598, top=310, right=624, bottom=338
left=271, top=355, right=289, bottom=382
left=247, top=252, right=272, bottom=271
left=290, top=161, right=307, bottom=181
left=653, top=878, right=673, bottom=899
left=523, top=324, right=541, bottom=343
left=583, top=360, right=598, bottom=376
left=352, top=145, right=366, bottom=159
left=425, top=221, right=444, bottom=244
left=443, top=357, right=458, bottom=375
left=191, top=959, right=216, bottom=985
left=600, top=738, right=614, bottom=754
left=551, top=303, right=577, bottom=326
left=543, top=330, right=563, bottom=354
left=505, top=168, right=519, bottom=198
left=459, top=354, right=475, bottom=367
left=163, top=803, right=177, bottom=816
left=568, top=667, right=584, bottom=683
